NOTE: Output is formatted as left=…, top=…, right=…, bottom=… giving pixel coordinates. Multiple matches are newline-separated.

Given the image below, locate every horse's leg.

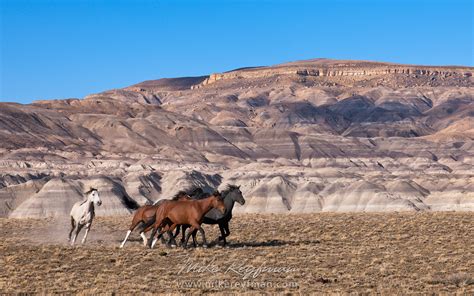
left=140, top=232, right=148, bottom=247
left=152, top=225, right=170, bottom=248
left=217, top=221, right=230, bottom=245
left=68, top=217, right=75, bottom=241
left=181, top=225, right=189, bottom=245
left=165, top=231, right=174, bottom=247
left=169, top=230, right=178, bottom=247
left=120, top=218, right=146, bottom=248
left=71, top=223, right=84, bottom=246
left=192, top=229, right=198, bottom=248
left=197, top=225, right=208, bottom=248
left=139, top=219, right=155, bottom=233
left=120, top=230, right=132, bottom=248
left=223, top=221, right=230, bottom=238
left=174, top=225, right=181, bottom=239
left=157, top=226, right=167, bottom=246
left=148, top=225, right=159, bottom=249
left=218, top=223, right=227, bottom=245
left=160, top=230, right=168, bottom=245
left=138, top=219, right=156, bottom=247
left=81, top=222, right=92, bottom=244
left=183, top=226, right=197, bottom=249
left=165, top=224, right=178, bottom=248
left=170, top=225, right=180, bottom=246
left=148, top=223, right=167, bottom=249
left=149, top=222, right=168, bottom=249
left=150, top=221, right=167, bottom=246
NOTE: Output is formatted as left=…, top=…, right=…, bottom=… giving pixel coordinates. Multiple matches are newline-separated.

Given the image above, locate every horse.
left=69, top=188, right=102, bottom=246
left=147, top=191, right=225, bottom=249
left=177, top=185, right=245, bottom=246
left=119, top=191, right=190, bottom=248
left=138, top=187, right=213, bottom=247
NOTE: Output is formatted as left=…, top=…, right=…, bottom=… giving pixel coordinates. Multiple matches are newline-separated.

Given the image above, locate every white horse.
left=69, top=188, right=102, bottom=246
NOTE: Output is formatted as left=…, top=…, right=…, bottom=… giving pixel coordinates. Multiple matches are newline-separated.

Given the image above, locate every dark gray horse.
left=176, top=185, right=245, bottom=246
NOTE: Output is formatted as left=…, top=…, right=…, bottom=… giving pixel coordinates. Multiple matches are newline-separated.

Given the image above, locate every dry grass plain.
left=0, top=212, right=473, bottom=294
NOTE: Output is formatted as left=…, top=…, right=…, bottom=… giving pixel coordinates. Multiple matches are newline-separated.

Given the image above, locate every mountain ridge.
left=1, top=58, right=473, bottom=217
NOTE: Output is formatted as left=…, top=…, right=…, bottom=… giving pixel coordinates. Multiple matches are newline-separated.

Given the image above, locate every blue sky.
left=1, top=0, right=473, bottom=104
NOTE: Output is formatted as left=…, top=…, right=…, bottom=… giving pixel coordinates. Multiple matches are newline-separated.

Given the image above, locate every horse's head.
left=230, top=185, right=245, bottom=205
left=86, top=188, right=102, bottom=206
left=210, top=191, right=226, bottom=214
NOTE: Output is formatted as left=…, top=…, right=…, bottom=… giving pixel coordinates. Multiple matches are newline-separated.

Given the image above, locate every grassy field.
left=0, top=212, right=473, bottom=294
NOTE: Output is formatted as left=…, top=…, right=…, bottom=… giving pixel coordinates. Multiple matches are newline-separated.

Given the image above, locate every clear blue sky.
left=1, top=0, right=473, bottom=104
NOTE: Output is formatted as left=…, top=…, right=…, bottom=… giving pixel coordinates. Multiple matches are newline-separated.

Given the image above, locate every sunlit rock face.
left=1, top=59, right=473, bottom=217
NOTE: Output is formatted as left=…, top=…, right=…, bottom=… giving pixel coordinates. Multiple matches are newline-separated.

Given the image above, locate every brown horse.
left=177, top=185, right=245, bottom=247
left=148, top=191, right=225, bottom=249
left=119, top=191, right=190, bottom=248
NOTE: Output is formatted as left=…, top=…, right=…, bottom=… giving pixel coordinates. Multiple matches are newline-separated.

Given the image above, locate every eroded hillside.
left=1, top=59, right=473, bottom=217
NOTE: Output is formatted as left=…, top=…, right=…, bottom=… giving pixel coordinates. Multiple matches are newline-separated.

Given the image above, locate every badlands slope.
left=0, top=59, right=473, bottom=217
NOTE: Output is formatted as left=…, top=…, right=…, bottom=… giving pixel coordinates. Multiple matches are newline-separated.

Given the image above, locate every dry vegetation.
left=0, top=212, right=473, bottom=294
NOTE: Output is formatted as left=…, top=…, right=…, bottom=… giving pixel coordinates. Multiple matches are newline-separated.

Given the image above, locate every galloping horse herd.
left=69, top=185, right=245, bottom=248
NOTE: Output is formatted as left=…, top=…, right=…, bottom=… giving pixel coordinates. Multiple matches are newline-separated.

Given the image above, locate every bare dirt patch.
left=0, top=212, right=473, bottom=294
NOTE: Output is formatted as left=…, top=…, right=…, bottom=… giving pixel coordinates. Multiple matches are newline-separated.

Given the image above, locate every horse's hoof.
left=202, top=244, right=208, bottom=248
left=218, top=236, right=223, bottom=241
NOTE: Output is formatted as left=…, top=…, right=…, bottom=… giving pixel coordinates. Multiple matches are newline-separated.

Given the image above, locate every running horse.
left=69, top=188, right=102, bottom=246
left=147, top=191, right=225, bottom=248
left=119, top=191, right=190, bottom=248
left=177, top=185, right=245, bottom=246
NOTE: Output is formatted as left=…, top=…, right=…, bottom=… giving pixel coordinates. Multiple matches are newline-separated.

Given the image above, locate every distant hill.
left=0, top=58, right=473, bottom=217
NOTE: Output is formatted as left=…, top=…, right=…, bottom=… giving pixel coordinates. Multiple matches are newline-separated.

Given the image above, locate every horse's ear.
left=85, top=187, right=97, bottom=194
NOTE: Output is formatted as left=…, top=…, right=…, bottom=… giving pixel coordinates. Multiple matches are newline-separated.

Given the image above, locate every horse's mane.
left=84, top=187, right=98, bottom=195
left=220, top=184, right=239, bottom=198
left=183, top=186, right=209, bottom=199
left=171, top=190, right=188, bottom=200
left=182, top=185, right=239, bottom=200
left=186, top=186, right=203, bottom=195
left=211, top=190, right=223, bottom=199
